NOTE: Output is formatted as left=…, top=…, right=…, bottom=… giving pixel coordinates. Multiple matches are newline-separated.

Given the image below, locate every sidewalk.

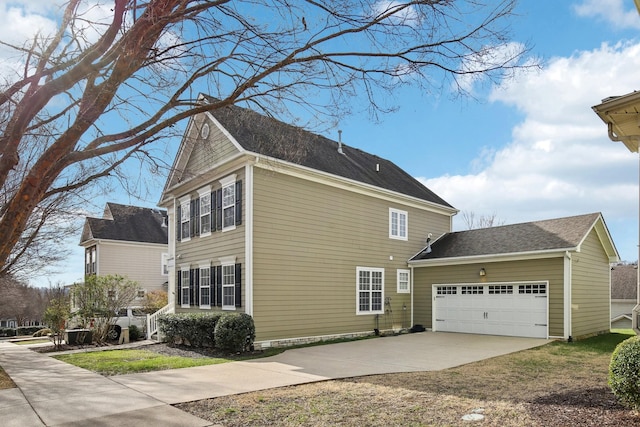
left=0, top=341, right=211, bottom=427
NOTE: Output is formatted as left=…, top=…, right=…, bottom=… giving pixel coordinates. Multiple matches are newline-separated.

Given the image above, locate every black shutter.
left=235, top=263, right=242, bottom=308
left=235, top=180, right=242, bottom=226
left=190, top=199, right=199, bottom=237
left=193, top=269, right=200, bottom=306
left=176, top=271, right=182, bottom=305
left=216, top=188, right=223, bottom=230
left=176, top=205, right=182, bottom=241
left=216, top=266, right=222, bottom=307
left=210, top=191, right=217, bottom=232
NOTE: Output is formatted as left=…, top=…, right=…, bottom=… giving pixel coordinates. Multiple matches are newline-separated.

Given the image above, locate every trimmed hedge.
left=214, top=312, right=255, bottom=353
left=609, top=336, right=640, bottom=410
left=0, top=328, right=16, bottom=337
left=158, top=313, right=222, bottom=347
left=128, top=325, right=141, bottom=341
left=157, top=312, right=255, bottom=353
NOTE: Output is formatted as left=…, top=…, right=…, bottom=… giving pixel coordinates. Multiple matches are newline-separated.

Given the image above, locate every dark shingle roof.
left=80, top=203, right=168, bottom=245
left=411, top=213, right=601, bottom=261
left=208, top=102, right=453, bottom=208
left=611, top=264, right=637, bottom=300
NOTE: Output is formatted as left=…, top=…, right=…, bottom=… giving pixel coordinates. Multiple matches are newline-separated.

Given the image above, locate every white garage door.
left=432, top=282, right=548, bottom=339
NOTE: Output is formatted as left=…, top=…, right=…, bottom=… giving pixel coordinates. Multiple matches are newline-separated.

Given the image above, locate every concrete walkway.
left=0, top=333, right=550, bottom=426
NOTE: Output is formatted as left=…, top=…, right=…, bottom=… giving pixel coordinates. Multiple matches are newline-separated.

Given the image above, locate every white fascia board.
left=93, top=239, right=168, bottom=250
left=408, top=248, right=572, bottom=267
left=161, top=154, right=248, bottom=202
left=252, top=153, right=458, bottom=216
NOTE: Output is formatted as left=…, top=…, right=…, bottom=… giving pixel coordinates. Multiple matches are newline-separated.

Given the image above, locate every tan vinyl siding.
left=413, top=257, right=565, bottom=337
left=175, top=167, right=246, bottom=312
left=251, top=166, right=451, bottom=341
left=95, top=242, right=167, bottom=294
left=571, top=230, right=611, bottom=338
left=184, top=116, right=241, bottom=178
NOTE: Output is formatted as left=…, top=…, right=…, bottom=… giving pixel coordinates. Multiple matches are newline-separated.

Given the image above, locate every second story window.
left=198, top=186, right=212, bottom=236
left=179, top=197, right=191, bottom=241
left=389, top=208, right=408, bottom=240
left=222, top=182, right=235, bottom=229
left=85, top=246, right=96, bottom=275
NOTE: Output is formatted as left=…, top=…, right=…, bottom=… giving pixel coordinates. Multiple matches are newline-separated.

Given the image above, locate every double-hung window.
left=179, top=196, right=191, bottom=241
left=397, top=269, right=410, bottom=293
left=198, top=186, right=212, bottom=236
left=389, top=208, right=407, bottom=240
left=222, top=263, right=236, bottom=309
left=180, top=267, right=190, bottom=308
left=219, top=175, right=236, bottom=231
left=199, top=264, right=211, bottom=308
left=356, top=267, right=384, bottom=315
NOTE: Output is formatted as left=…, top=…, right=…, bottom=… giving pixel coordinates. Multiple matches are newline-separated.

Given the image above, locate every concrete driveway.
left=113, top=332, right=550, bottom=404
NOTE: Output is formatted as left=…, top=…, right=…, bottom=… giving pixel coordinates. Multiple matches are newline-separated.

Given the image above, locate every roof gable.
left=410, top=213, right=618, bottom=262
left=163, top=96, right=453, bottom=208
left=79, top=203, right=168, bottom=246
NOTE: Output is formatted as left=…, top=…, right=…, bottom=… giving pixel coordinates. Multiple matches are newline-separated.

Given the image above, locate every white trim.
left=389, top=208, right=408, bottom=241
left=219, top=173, right=237, bottom=187
left=397, top=269, right=410, bottom=293
left=409, top=248, right=570, bottom=267
left=218, top=255, right=236, bottom=265
left=356, top=266, right=385, bottom=315
left=161, top=253, right=169, bottom=276
left=244, top=164, right=254, bottom=316
left=410, top=265, right=415, bottom=327
left=564, top=251, right=572, bottom=340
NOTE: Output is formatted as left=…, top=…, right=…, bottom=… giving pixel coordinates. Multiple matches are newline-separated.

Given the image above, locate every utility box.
left=64, top=329, right=92, bottom=345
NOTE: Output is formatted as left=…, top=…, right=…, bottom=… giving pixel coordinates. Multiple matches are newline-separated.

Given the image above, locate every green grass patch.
left=54, top=349, right=231, bottom=375
left=14, top=339, right=50, bottom=345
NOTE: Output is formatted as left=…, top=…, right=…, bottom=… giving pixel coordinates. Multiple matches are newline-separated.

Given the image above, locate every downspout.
left=244, top=163, right=254, bottom=316
left=410, top=265, right=415, bottom=328
left=564, top=251, right=572, bottom=341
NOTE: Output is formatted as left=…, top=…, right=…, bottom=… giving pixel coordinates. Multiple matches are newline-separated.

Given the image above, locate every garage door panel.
left=433, top=282, right=548, bottom=339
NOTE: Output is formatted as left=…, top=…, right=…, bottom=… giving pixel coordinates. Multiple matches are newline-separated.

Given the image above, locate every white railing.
left=146, top=303, right=173, bottom=340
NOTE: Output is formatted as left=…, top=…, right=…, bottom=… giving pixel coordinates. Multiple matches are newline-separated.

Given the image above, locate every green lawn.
left=54, top=349, right=232, bottom=375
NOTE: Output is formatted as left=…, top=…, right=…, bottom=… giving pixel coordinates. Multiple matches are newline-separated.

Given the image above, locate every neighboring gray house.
left=79, top=203, right=169, bottom=298
left=611, top=264, right=637, bottom=329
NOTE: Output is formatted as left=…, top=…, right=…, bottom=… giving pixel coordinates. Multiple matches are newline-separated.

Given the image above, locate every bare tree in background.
left=0, top=0, right=535, bottom=276
left=461, top=210, right=506, bottom=229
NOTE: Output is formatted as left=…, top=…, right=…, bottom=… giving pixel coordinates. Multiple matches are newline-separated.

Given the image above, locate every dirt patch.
left=0, top=367, right=14, bottom=389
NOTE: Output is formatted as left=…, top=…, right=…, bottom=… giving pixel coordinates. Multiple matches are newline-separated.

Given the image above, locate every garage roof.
left=410, top=212, right=619, bottom=264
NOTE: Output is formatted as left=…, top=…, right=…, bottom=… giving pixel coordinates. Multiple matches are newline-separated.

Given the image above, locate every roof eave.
left=408, top=247, right=573, bottom=267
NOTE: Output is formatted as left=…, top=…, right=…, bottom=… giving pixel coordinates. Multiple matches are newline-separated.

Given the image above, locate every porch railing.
left=146, top=303, right=173, bottom=340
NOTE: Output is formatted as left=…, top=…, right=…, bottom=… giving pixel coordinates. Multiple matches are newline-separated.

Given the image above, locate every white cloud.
left=417, top=41, right=640, bottom=260
left=574, top=0, right=640, bottom=29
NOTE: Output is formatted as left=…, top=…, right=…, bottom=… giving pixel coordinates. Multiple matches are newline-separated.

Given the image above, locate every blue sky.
left=2, top=1, right=640, bottom=286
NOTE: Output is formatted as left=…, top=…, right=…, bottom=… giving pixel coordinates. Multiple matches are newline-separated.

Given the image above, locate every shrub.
left=214, top=313, right=255, bottom=353
left=16, top=326, right=42, bottom=336
left=128, top=325, right=141, bottom=341
left=33, top=328, right=52, bottom=337
left=158, top=313, right=221, bottom=347
left=0, top=328, right=16, bottom=337
left=609, top=336, right=640, bottom=410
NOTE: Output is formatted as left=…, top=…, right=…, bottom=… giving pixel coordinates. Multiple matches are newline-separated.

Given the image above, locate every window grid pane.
left=200, top=267, right=210, bottom=307
left=222, top=264, right=235, bottom=307
left=200, top=194, right=211, bottom=234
